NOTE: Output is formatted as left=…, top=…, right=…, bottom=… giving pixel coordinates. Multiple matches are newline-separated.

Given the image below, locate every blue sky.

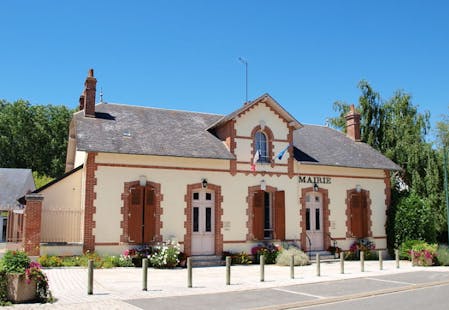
left=1, top=1, right=448, bottom=138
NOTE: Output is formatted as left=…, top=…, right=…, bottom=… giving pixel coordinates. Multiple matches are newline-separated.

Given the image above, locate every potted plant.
left=0, top=250, right=52, bottom=303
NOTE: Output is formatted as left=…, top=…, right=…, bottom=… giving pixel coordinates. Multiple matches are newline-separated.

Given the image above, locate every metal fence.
left=41, top=209, right=82, bottom=243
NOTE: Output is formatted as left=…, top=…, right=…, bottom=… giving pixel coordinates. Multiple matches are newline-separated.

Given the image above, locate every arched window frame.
left=251, top=125, right=274, bottom=166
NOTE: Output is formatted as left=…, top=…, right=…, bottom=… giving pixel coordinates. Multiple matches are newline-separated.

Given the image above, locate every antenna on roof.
left=238, top=57, right=248, bottom=104
left=99, top=87, right=105, bottom=103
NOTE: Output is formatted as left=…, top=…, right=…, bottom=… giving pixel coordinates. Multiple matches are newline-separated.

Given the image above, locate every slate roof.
left=293, top=124, right=401, bottom=170
left=0, top=168, right=35, bottom=209
left=73, top=101, right=400, bottom=170
left=74, top=103, right=235, bottom=160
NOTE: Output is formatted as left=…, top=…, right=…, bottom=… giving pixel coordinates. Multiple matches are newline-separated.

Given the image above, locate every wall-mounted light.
left=356, top=184, right=362, bottom=193
left=313, top=183, right=319, bottom=192
left=260, top=179, right=266, bottom=191
left=201, top=178, right=208, bottom=189
left=139, top=175, right=147, bottom=187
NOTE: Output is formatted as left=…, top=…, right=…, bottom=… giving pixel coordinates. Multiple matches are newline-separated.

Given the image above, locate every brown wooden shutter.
left=129, top=187, right=143, bottom=243
left=274, top=191, right=285, bottom=240
left=143, top=186, right=156, bottom=243
left=253, top=190, right=265, bottom=240
left=350, top=193, right=363, bottom=238
left=360, top=191, right=368, bottom=237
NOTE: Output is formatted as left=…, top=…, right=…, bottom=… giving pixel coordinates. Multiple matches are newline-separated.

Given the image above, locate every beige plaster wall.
left=91, top=152, right=388, bottom=254
left=75, top=151, right=86, bottom=168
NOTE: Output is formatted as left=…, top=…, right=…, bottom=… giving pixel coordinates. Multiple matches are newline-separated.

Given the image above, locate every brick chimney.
left=345, top=104, right=361, bottom=141
left=83, top=68, right=97, bottom=118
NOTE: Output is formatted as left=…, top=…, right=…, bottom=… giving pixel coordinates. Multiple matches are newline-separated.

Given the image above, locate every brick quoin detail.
left=246, top=185, right=278, bottom=241
left=287, top=126, right=294, bottom=178
left=184, top=183, right=223, bottom=256
left=299, top=187, right=331, bottom=251
left=120, top=180, right=163, bottom=243
left=384, top=170, right=391, bottom=209
left=345, top=189, right=372, bottom=238
left=83, top=152, right=98, bottom=253
left=23, top=194, right=44, bottom=256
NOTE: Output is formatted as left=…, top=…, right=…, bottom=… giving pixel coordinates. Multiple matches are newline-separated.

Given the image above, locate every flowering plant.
left=410, top=242, right=437, bottom=266
left=25, top=261, right=53, bottom=302
left=345, top=238, right=376, bottom=260
left=251, top=243, right=281, bottom=264
left=123, top=245, right=155, bottom=267
left=148, top=240, right=181, bottom=268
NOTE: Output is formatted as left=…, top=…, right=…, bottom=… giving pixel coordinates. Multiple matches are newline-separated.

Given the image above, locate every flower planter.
left=6, top=273, right=37, bottom=303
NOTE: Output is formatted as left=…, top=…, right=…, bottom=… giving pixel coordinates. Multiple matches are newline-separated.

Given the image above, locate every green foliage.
left=1, top=250, right=30, bottom=273
left=0, top=99, right=74, bottom=178
left=436, top=245, right=449, bottom=266
left=275, top=247, right=309, bottom=266
left=329, top=81, right=445, bottom=247
left=38, top=255, right=63, bottom=267
left=399, top=240, right=423, bottom=260
left=394, top=192, right=436, bottom=248
left=251, top=243, right=281, bottom=264
left=222, top=251, right=253, bottom=264
left=0, top=270, right=11, bottom=306
left=410, top=242, right=437, bottom=266
left=148, top=241, right=181, bottom=268
left=32, top=172, right=54, bottom=189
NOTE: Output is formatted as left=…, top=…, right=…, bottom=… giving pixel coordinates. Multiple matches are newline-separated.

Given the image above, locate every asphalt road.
left=125, top=271, right=449, bottom=310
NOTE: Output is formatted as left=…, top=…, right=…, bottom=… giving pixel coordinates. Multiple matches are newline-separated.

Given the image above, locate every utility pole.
left=444, top=147, right=449, bottom=243
left=238, top=57, right=248, bottom=103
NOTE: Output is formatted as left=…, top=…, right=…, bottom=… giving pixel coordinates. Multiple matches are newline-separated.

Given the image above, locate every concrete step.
left=307, top=251, right=339, bottom=261
left=189, top=255, right=225, bottom=267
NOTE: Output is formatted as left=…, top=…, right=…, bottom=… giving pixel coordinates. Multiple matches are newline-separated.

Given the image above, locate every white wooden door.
left=191, top=190, right=215, bottom=255
left=305, top=192, right=324, bottom=251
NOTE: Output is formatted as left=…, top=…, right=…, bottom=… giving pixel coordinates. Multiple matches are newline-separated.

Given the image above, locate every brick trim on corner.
left=121, top=180, right=164, bottom=244
left=299, top=187, right=331, bottom=251
left=83, top=152, right=98, bottom=253
left=184, top=183, right=223, bottom=256
left=246, top=185, right=278, bottom=241
left=345, top=189, right=373, bottom=238
left=23, top=194, right=44, bottom=256
left=384, top=170, right=391, bottom=209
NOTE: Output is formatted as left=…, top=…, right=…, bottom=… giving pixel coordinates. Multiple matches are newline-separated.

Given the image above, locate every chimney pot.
left=83, top=69, right=97, bottom=118
left=345, top=104, right=361, bottom=141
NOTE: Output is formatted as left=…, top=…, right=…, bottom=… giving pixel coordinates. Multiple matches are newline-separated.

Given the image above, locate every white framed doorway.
left=305, top=192, right=324, bottom=251
left=191, top=190, right=215, bottom=255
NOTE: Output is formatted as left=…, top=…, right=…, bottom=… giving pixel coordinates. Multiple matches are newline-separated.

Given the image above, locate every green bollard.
left=87, top=259, right=94, bottom=295
left=260, top=255, right=265, bottom=282
left=226, top=256, right=231, bottom=285
left=187, top=257, right=192, bottom=288
left=142, top=258, right=148, bottom=291
left=360, top=251, right=365, bottom=272
left=290, top=255, right=295, bottom=279
left=340, top=252, right=345, bottom=274
left=316, top=253, right=320, bottom=277
left=395, top=249, right=400, bottom=269
left=379, top=250, right=383, bottom=270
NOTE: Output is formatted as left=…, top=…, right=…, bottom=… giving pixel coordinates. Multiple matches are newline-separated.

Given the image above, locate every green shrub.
left=436, top=245, right=449, bottom=266
left=399, top=240, right=422, bottom=260
left=394, top=192, right=436, bottom=248
left=148, top=241, right=181, bottom=268
left=276, top=247, right=309, bottom=266
left=410, top=242, right=437, bottom=266
left=251, top=243, right=281, bottom=264
left=1, top=251, right=30, bottom=273
left=0, top=270, right=11, bottom=306
left=38, top=255, right=63, bottom=267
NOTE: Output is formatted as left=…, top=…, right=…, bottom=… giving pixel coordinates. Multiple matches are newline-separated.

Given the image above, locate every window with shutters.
left=252, top=189, right=285, bottom=240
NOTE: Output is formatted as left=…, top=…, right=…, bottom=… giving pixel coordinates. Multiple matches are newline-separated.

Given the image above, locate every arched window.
left=255, top=131, right=268, bottom=163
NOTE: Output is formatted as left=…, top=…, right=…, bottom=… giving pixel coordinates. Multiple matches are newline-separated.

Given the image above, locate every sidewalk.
left=5, top=260, right=449, bottom=309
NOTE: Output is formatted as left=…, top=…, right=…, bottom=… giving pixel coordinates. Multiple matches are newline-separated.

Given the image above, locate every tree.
left=330, top=82, right=444, bottom=246
left=0, top=99, right=73, bottom=178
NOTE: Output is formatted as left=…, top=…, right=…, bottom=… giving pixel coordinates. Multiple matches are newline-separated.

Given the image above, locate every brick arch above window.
left=250, top=125, right=275, bottom=167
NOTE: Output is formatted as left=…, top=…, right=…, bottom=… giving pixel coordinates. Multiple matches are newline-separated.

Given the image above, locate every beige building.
left=21, top=69, right=399, bottom=257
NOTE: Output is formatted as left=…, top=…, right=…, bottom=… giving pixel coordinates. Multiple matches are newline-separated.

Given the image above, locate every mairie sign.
left=298, top=176, right=331, bottom=184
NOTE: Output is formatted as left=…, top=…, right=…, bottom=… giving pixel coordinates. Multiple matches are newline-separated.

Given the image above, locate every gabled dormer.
left=208, top=94, right=301, bottom=177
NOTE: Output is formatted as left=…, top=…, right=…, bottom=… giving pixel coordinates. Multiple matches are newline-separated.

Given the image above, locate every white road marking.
left=272, top=287, right=326, bottom=299
left=365, top=277, right=416, bottom=285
